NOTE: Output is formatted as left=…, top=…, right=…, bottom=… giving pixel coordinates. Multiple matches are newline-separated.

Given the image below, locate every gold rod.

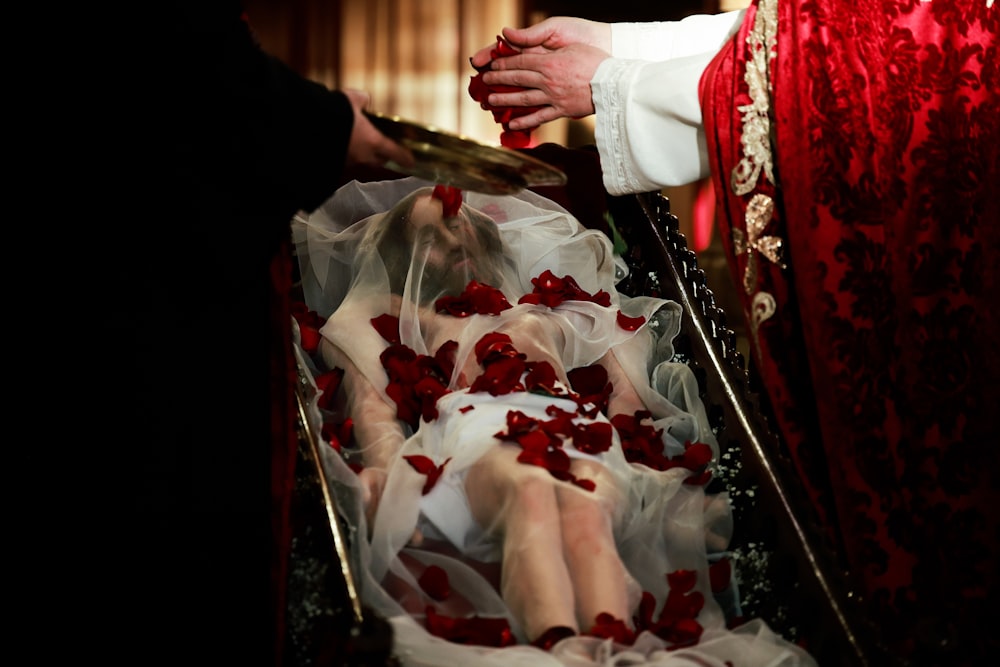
left=294, top=378, right=365, bottom=625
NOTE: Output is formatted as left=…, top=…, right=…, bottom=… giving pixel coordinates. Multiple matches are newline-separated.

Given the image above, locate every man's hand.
left=357, top=465, right=424, bottom=546
left=478, top=43, right=608, bottom=130
left=469, top=17, right=611, bottom=69
left=357, top=466, right=388, bottom=528
left=344, top=88, right=415, bottom=169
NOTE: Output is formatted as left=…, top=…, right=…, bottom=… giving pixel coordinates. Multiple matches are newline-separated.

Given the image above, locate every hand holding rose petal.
left=468, top=36, right=539, bottom=148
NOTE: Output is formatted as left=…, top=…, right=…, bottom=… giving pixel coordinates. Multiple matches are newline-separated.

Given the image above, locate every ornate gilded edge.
left=364, top=110, right=567, bottom=195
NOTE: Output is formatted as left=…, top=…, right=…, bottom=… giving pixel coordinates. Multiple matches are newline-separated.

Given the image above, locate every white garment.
left=294, top=178, right=818, bottom=667
left=591, top=10, right=746, bottom=194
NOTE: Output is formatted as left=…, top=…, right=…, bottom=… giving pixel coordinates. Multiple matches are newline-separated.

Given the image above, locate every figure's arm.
left=595, top=349, right=647, bottom=421
left=166, top=3, right=412, bottom=218
left=591, top=51, right=719, bottom=193
left=470, top=11, right=745, bottom=193
left=610, top=10, right=746, bottom=61
left=470, top=17, right=612, bottom=68
left=591, top=10, right=746, bottom=194
left=319, top=338, right=405, bottom=524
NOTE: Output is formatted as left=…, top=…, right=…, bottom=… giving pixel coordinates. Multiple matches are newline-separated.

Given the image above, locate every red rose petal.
left=709, top=557, right=732, bottom=594
left=404, top=455, right=452, bottom=495
left=371, top=313, right=401, bottom=343
left=474, top=331, right=514, bottom=365
left=424, top=606, right=517, bottom=647
left=667, top=569, right=698, bottom=594
left=616, top=310, right=646, bottom=331
left=587, top=612, right=636, bottom=645
left=432, top=184, right=463, bottom=218
left=571, top=421, right=613, bottom=454
left=418, top=564, right=451, bottom=601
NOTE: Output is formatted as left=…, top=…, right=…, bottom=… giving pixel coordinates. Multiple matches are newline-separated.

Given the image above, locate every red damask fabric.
left=701, top=1, right=999, bottom=664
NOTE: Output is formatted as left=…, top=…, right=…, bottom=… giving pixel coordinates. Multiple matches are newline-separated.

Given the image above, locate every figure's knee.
left=557, top=498, right=610, bottom=547
left=566, top=459, right=623, bottom=515
left=508, top=474, right=561, bottom=525
left=467, top=454, right=560, bottom=528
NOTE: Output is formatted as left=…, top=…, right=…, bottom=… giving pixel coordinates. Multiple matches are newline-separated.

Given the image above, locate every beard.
left=414, top=252, right=477, bottom=304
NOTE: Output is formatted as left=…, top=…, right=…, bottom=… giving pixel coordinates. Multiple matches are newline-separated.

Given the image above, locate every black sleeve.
left=162, top=1, right=355, bottom=220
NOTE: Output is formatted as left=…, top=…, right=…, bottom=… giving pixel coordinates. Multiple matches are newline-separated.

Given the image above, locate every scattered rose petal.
left=587, top=613, right=636, bottom=645
left=371, top=313, right=401, bottom=344
left=436, top=281, right=512, bottom=317
left=424, top=606, right=517, bottom=647
left=571, top=421, right=613, bottom=454
left=432, top=184, right=463, bottom=217
left=616, top=310, right=646, bottom=331
left=709, top=557, right=732, bottom=594
left=404, top=455, right=452, bottom=495
left=418, top=564, right=451, bottom=601
left=314, top=368, right=345, bottom=411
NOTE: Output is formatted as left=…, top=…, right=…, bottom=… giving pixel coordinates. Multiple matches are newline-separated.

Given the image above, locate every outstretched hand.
left=477, top=43, right=609, bottom=131
left=469, top=17, right=612, bottom=132
left=469, top=17, right=611, bottom=68
left=344, top=88, right=415, bottom=169
left=358, top=466, right=388, bottom=528
left=357, top=466, right=424, bottom=546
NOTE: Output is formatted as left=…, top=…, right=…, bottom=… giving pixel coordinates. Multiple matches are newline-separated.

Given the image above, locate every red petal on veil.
left=666, top=569, right=698, bottom=594
left=630, top=571, right=706, bottom=648
left=571, top=421, right=612, bottom=454
left=424, top=606, right=517, bottom=647
left=404, top=455, right=451, bottom=495
left=371, top=313, right=401, bottom=344
left=616, top=310, right=647, bottom=331
left=709, top=556, right=732, bottom=594
left=291, top=302, right=327, bottom=353
left=524, top=360, right=559, bottom=395
left=586, top=612, right=636, bottom=645
left=473, top=331, right=518, bottom=365
left=435, top=281, right=512, bottom=317
left=518, top=270, right=612, bottom=308
left=417, top=564, right=451, bottom=601
left=432, top=184, right=463, bottom=218
left=313, top=367, right=344, bottom=411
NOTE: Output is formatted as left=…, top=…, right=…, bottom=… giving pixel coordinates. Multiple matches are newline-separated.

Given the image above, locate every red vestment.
left=701, top=1, right=999, bottom=662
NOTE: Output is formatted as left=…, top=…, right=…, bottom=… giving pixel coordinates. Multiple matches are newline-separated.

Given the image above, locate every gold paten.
left=365, top=110, right=567, bottom=195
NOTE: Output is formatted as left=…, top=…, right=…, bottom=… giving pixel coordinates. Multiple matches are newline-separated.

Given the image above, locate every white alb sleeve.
left=591, top=51, right=718, bottom=194
left=611, top=10, right=746, bottom=61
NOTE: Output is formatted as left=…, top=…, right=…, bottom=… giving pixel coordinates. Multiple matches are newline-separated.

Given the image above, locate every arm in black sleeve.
left=165, top=1, right=355, bottom=222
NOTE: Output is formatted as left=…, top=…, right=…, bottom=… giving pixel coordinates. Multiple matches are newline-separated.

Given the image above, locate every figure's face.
left=406, top=193, right=489, bottom=296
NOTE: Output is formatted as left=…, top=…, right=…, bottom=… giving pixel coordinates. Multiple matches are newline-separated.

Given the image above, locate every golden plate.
left=364, top=110, right=567, bottom=195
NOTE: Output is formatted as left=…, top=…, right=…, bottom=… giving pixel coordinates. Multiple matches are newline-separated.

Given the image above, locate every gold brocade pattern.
left=730, top=0, right=782, bottom=339
left=750, top=291, right=777, bottom=340
left=733, top=193, right=786, bottom=294
left=731, top=0, right=777, bottom=196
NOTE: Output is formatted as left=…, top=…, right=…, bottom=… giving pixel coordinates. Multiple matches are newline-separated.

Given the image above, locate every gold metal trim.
left=365, top=110, right=567, bottom=195
left=294, top=376, right=364, bottom=625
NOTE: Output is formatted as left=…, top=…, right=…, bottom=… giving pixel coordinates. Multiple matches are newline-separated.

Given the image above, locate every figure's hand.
left=344, top=88, right=415, bottom=169
left=357, top=466, right=388, bottom=528
left=479, top=42, right=609, bottom=130
left=469, top=17, right=611, bottom=70
left=357, top=465, right=424, bottom=546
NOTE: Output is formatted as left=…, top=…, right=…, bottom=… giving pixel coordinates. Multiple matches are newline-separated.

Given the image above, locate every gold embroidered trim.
left=731, top=0, right=777, bottom=197
left=733, top=193, right=786, bottom=294
left=750, top=291, right=777, bottom=353
left=730, top=1, right=781, bottom=330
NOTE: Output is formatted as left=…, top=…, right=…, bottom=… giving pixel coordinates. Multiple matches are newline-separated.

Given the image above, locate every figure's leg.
left=558, top=459, right=632, bottom=631
left=465, top=445, right=578, bottom=640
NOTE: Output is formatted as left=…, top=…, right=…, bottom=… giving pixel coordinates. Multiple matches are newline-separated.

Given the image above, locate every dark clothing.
left=29, top=3, right=355, bottom=664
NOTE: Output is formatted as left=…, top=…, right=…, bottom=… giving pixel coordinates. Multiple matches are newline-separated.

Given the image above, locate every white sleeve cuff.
left=592, top=52, right=719, bottom=194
